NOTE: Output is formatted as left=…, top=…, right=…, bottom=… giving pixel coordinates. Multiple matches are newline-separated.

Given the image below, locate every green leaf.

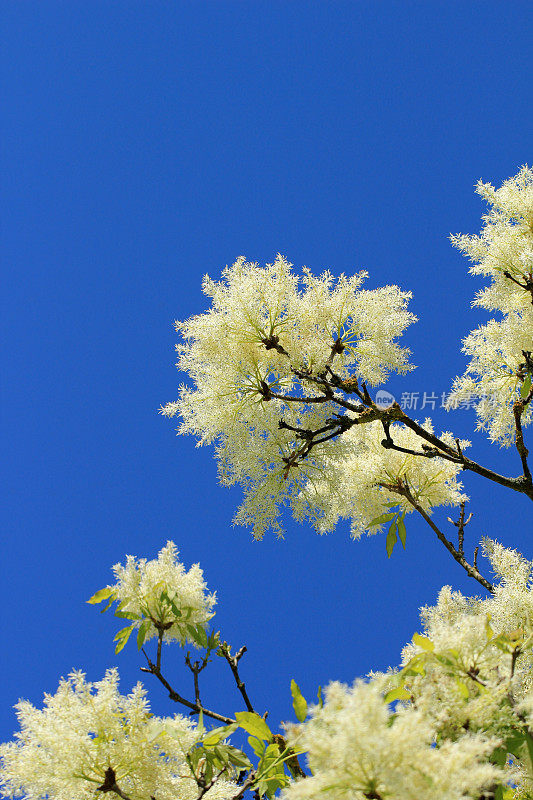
left=185, top=623, right=208, bottom=647
left=521, top=372, right=532, bottom=400
left=504, top=732, right=526, bottom=758
left=290, top=679, right=308, bottom=722
left=202, top=723, right=238, bottom=746
left=196, top=625, right=208, bottom=649
left=137, top=619, right=151, bottom=650
left=386, top=521, right=398, bottom=558
left=317, top=685, right=323, bottom=708
left=225, top=747, right=252, bottom=769
left=412, top=633, right=434, bottom=652
left=87, top=587, right=114, bottom=604
left=113, top=624, right=133, bottom=641
left=248, top=736, right=266, bottom=758
left=101, top=596, right=116, bottom=614
left=114, top=624, right=134, bottom=654
left=235, top=711, right=272, bottom=741
left=491, top=747, right=508, bottom=767
left=369, top=512, right=397, bottom=527
left=397, top=516, right=407, bottom=549
left=384, top=687, right=411, bottom=703
left=114, top=609, right=142, bottom=620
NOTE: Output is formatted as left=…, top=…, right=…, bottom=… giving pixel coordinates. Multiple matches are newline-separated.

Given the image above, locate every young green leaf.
left=248, top=736, right=266, bottom=758
left=369, top=512, right=397, bottom=527
left=87, top=587, right=115, bottom=605
left=235, top=711, right=271, bottom=741
left=202, top=723, right=238, bottom=746
left=521, top=372, right=532, bottom=400
left=137, top=619, right=151, bottom=650
left=384, top=687, right=411, bottom=703
left=455, top=679, right=469, bottom=699
left=290, top=679, right=308, bottom=722
left=196, top=625, right=208, bottom=649
left=397, top=516, right=407, bottom=549
left=412, top=633, right=435, bottom=652
left=386, top=520, right=398, bottom=558
left=114, top=624, right=135, bottom=654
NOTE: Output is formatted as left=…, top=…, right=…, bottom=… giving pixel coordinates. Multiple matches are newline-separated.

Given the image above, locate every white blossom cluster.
left=161, top=255, right=418, bottom=537
left=283, top=679, right=501, bottom=800
left=109, top=541, right=216, bottom=645
left=449, top=166, right=533, bottom=443
left=284, top=540, right=533, bottom=800
left=296, top=420, right=468, bottom=539
left=0, top=670, right=236, bottom=800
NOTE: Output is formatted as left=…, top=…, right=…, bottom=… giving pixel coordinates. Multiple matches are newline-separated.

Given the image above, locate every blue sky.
left=2, top=0, right=532, bottom=759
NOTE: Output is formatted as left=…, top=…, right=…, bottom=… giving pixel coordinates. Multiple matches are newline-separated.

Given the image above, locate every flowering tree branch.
left=274, top=369, right=533, bottom=500
left=379, top=480, right=494, bottom=592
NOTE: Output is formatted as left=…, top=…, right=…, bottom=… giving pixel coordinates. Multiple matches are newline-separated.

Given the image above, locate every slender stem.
left=270, top=390, right=331, bottom=404
left=219, top=643, right=255, bottom=713
left=380, top=482, right=493, bottom=593
left=156, top=629, right=163, bottom=671
left=185, top=652, right=209, bottom=707
left=513, top=400, right=532, bottom=482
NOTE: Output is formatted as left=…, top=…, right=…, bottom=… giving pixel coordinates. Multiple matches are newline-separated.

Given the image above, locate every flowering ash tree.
left=2, top=166, right=533, bottom=800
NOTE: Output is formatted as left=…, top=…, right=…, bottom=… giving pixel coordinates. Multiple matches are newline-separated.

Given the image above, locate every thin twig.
left=380, top=482, right=493, bottom=593
left=185, top=652, right=209, bottom=707
left=219, top=643, right=255, bottom=713
left=513, top=400, right=532, bottom=483
left=447, top=501, right=473, bottom=556
left=140, top=649, right=235, bottom=725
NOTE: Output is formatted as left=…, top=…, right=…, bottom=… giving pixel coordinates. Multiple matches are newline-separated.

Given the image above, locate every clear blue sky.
left=2, top=0, right=532, bottom=759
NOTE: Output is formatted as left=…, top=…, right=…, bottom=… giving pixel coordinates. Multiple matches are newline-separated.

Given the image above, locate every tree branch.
left=140, top=649, right=235, bottom=725
left=447, top=501, right=473, bottom=556
left=513, top=400, right=532, bottom=483
left=97, top=768, right=134, bottom=800
left=185, top=651, right=209, bottom=707
left=218, top=642, right=255, bottom=713
left=380, top=481, right=494, bottom=593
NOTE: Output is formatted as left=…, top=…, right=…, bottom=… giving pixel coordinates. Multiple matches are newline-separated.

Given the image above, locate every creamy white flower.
left=449, top=166, right=533, bottom=444
left=285, top=542, right=533, bottom=800
left=162, top=256, right=421, bottom=537
left=109, top=541, right=216, bottom=646
left=400, top=540, right=533, bottom=743
left=0, top=670, right=236, bottom=800
left=450, top=166, right=533, bottom=315
left=283, top=678, right=502, bottom=800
